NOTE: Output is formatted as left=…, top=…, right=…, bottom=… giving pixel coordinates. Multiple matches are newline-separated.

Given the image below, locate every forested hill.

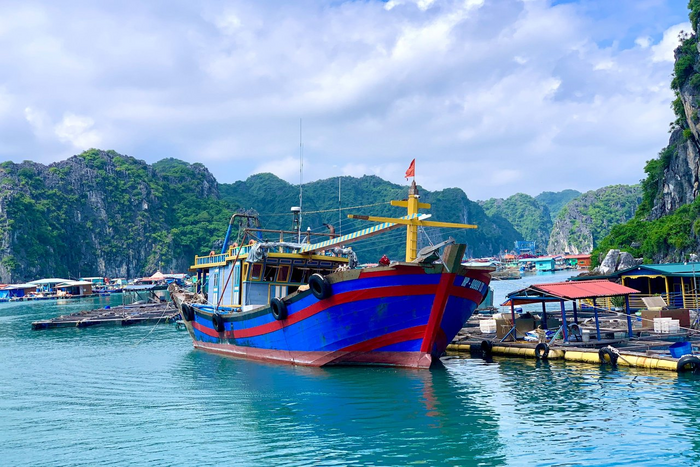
left=219, top=173, right=522, bottom=262
left=478, top=194, right=552, bottom=254
left=0, top=150, right=233, bottom=282
left=535, top=189, right=581, bottom=220
left=0, top=150, right=524, bottom=282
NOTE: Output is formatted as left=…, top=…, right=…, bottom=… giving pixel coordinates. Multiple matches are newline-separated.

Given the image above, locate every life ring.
left=180, top=303, right=195, bottom=322
left=481, top=340, right=493, bottom=356
left=212, top=313, right=225, bottom=333
left=248, top=239, right=255, bottom=245
left=535, top=342, right=550, bottom=360
left=599, top=347, right=618, bottom=367
left=309, top=273, right=332, bottom=300
left=270, top=298, right=288, bottom=320
left=677, top=355, right=700, bottom=373
left=232, top=242, right=238, bottom=248
left=209, top=251, right=215, bottom=256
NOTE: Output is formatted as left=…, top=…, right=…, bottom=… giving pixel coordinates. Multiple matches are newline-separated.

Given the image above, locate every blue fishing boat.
left=172, top=182, right=493, bottom=368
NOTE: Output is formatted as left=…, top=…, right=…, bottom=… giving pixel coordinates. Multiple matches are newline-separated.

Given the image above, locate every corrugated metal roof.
left=533, top=280, right=638, bottom=299
left=502, top=279, right=639, bottom=305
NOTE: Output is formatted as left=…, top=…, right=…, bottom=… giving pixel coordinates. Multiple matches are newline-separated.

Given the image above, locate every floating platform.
left=447, top=338, right=700, bottom=373
left=31, top=303, right=180, bottom=330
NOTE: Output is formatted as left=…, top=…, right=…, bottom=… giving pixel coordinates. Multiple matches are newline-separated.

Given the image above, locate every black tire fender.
left=599, top=347, right=618, bottom=367
left=481, top=340, right=493, bottom=356
left=270, top=298, right=288, bottom=321
left=309, top=273, right=332, bottom=300
left=677, top=355, right=700, bottom=373
left=181, top=303, right=195, bottom=322
left=212, top=313, right=225, bottom=333
left=535, top=342, right=550, bottom=360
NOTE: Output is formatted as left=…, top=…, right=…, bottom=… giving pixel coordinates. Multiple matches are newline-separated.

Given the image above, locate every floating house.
left=519, top=257, right=556, bottom=272
left=563, top=254, right=591, bottom=269
left=0, top=283, right=37, bottom=300
left=573, top=262, right=700, bottom=310
left=55, top=280, right=94, bottom=297
left=80, top=277, right=106, bottom=286
left=28, top=278, right=71, bottom=296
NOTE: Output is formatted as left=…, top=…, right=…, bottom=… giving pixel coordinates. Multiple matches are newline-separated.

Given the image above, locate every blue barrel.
left=669, top=341, right=692, bottom=359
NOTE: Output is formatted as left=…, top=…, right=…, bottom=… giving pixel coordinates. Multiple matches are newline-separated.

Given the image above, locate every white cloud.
left=54, top=113, right=101, bottom=149
left=636, top=36, right=652, bottom=48
left=252, top=156, right=301, bottom=182
left=651, top=22, right=691, bottom=62
left=24, top=107, right=51, bottom=138
left=0, top=0, right=691, bottom=200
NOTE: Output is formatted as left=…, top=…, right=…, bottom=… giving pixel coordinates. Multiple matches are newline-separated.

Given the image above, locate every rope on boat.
left=258, top=201, right=391, bottom=217
left=133, top=303, right=175, bottom=347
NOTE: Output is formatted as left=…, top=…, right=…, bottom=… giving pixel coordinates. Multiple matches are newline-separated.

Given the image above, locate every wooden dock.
left=31, top=303, right=180, bottom=330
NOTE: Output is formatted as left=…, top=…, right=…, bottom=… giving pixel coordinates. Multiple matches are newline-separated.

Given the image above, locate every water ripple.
left=3, top=299, right=700, bottom=466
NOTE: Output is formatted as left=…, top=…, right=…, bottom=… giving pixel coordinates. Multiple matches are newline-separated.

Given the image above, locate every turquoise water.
left=2, top=294, right=700, bottom=466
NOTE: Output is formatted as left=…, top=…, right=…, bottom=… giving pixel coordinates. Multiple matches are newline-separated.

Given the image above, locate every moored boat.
left=171, top=182, right=493, bottom=368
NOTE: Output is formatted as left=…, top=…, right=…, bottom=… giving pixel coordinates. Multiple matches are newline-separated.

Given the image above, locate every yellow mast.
left=348, top=180, right=478, bottom=262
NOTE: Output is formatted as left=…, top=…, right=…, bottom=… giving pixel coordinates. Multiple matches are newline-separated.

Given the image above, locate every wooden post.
left=625, top=295, right=633, bottom=338
left=573, top=301, right=578, bottom=324
left=541, top=301, right=548, bottom=330
left=560, top=299, right=568, bottom=342
left=593, top=297, right=601, bottom=341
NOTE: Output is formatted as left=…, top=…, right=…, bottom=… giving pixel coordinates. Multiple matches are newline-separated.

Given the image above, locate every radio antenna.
left=299, top=118, right=303, bottom=243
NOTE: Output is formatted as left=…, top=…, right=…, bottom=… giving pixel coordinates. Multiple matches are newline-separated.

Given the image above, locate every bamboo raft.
left=31, top=302, right=180, bottom=330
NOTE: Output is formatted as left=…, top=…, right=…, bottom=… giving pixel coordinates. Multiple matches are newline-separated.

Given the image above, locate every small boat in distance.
left=171, top=181, right=493, bottom=368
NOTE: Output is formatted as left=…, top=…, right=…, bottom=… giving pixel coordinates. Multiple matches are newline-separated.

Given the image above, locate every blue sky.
left=0, top=0, right=693, bottom=199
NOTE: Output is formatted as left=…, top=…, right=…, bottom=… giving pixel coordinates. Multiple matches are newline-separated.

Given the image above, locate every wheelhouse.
left=192, top=243, right=350, bottom=312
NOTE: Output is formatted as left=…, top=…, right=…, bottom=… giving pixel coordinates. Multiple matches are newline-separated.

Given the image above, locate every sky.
left=0, top=0, right=693, bottom=200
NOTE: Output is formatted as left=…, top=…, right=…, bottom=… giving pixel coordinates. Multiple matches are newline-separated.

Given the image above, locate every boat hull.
left=176, top=263, right=491, bottom=369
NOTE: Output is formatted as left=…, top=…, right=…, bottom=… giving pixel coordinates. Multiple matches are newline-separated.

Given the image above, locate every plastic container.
left=479, top=319, right=497, bottom=334
left=669, top=341, right=692, bottom=359
left=582, top=329, right=590, bottom=342
left=654, top=317, right=672, bottom=333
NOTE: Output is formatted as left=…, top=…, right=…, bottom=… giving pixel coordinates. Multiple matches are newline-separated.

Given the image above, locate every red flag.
left=405, top=159, right=415, bottom=180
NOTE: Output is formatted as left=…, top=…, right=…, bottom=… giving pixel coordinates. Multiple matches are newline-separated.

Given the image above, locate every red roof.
left=563, top=254, right=591, bottom=259
left=503, top=279, right=639, bottom=306
left=533, top=280, right=638, bottom=299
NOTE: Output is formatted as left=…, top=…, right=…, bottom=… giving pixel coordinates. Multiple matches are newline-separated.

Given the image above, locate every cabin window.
left=290, top=267, right=307, bottom=283
left=264, top=265, right=276, bottom=282
left=250, top=263, right=263, bottom=281
left=277, top=265, right=290, bottom=283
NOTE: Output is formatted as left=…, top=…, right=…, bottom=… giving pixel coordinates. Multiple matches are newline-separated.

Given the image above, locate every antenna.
left=299, top=118, right=303, bottom=243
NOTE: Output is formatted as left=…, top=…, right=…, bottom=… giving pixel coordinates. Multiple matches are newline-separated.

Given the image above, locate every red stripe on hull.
left=192, top=341, right=433, bottom=368
left=420, top=273, right=454, bottom=353
left=232, top=283, right=437, bottom=338
left=446, top=285, right=484, bottom=303
left=192, top=321, right=220, bottom=338
left=339, top=325, right=426, bottom=352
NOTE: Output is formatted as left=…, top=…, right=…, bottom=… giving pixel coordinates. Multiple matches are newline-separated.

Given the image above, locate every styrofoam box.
left=480, top=319, right=497, bottom=333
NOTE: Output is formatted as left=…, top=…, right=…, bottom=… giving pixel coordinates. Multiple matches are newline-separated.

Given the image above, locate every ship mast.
left=348, top=181, right=478, bottom=262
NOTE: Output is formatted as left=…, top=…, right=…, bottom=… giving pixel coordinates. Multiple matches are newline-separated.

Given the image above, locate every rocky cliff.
left=547, top=185, right=641, bottom=255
